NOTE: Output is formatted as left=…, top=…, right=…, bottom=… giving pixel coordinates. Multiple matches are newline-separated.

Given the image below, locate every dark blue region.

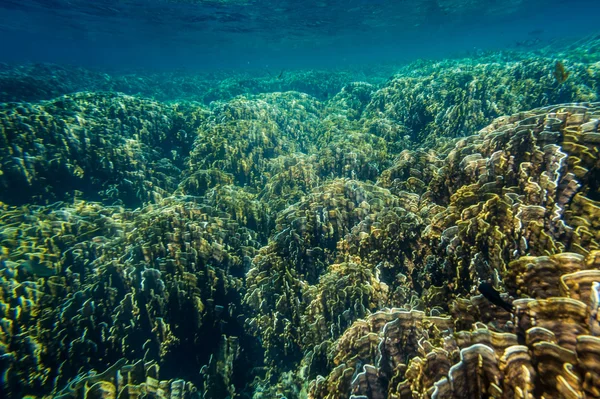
left=0, top=0, right=599, bottom=70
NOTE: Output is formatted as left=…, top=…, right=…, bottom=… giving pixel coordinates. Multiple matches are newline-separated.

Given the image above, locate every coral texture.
left=1, top=50, right=600, bottom=399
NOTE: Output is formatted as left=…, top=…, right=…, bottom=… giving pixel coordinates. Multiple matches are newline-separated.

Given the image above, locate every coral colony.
left=1, top=40, right=600, bottom=399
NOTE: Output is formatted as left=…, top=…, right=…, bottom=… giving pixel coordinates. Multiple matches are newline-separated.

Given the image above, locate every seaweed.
left=553, top=60, right=571, bottom=85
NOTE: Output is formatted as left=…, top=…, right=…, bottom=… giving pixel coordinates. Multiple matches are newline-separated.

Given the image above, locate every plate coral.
left=1, top=39, right=600, bottom=399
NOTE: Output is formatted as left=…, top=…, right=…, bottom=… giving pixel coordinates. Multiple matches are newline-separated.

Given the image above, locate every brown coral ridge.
left=0, top=92, right=206, bottom=207
left=346, top=103, right=599, bottom=312
left=304, top=103, right=600, bottom=398
left=0, top=197, right=261, bottom=398
left=415, top=103, right=600, bottom=297
left=308, top=253, right=600, bottom=399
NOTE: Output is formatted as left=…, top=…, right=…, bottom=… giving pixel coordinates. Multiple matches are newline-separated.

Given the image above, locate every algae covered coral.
left=1, top=38, right=600, bottom=399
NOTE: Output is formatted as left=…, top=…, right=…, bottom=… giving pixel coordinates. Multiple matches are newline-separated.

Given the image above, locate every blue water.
left=1, top=0, right=599, bottom=70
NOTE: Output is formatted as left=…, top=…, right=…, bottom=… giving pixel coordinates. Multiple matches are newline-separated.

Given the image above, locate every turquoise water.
left=1, top=0, right=599, bottom=69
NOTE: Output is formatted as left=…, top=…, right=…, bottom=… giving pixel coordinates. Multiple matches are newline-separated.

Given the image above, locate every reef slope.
left=1, top=51, right=600, bottom=398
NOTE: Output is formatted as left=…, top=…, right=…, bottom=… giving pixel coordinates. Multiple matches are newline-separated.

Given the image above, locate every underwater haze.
left=2, top=1, right=600, bottom=399
left=0, top=0, right=599, bottom=68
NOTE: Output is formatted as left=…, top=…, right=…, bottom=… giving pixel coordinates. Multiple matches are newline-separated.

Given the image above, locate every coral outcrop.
left=0, top=92, right=206, bottom=206
left=1, top=48, right=600, bottom=399
left=0, top=197, right=260, bottom=398
left=364, top=59, right=600, bottom=146
left=183, top=92, right=322, bottom=190
left=305, top=103, right=600, bottom=398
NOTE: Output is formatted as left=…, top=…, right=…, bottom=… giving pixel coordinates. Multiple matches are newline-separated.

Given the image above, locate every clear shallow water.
left=1, top=0, right=599, bottom=69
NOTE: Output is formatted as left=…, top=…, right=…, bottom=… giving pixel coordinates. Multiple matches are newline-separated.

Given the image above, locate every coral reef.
left=1, top=46, right=600, bottom=399
left=308, top=252, right=600, bottom=399
left=304, top=103, right=600, bottom=398
left=0, top=197, right=261, bottom=398
left=51, top=358, right=198, bottom=399
left=0, top=92, right=206, bottom=206
left=0, top=63, right=111, bottom=103
left=244, top=179, right=400, bottom=374
left=0, top=63, right=388, bottom=104
left=364, top=58, right=600, bottom=146
left=183, top=92, right=322, bottom=190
